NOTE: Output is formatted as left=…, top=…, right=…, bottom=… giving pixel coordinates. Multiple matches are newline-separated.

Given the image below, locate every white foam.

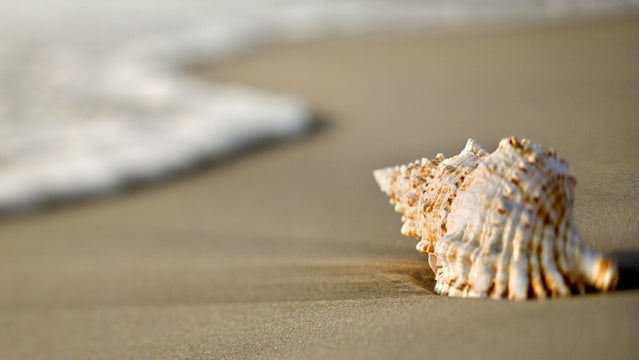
left=0, top=0, right=637, bottom=211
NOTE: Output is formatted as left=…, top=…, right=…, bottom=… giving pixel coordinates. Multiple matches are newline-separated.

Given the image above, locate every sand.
left=2, top=15, right=639, bottom=359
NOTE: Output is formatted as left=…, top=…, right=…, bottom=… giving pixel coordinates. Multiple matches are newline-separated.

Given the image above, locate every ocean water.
left=0, top=0, right=637, bottom=212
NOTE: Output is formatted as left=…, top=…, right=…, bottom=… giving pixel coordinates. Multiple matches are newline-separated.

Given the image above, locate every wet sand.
left=2, top=15, right=639, bottom=359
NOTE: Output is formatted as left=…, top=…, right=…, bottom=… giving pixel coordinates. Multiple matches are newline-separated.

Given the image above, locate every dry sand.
left=1, top=15, right=639, bottom=359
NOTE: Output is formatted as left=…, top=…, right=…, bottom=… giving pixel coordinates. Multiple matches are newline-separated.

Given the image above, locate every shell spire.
left=373, top=139, right=488, bottom=254
left=374, top=137, right=618, bottom=300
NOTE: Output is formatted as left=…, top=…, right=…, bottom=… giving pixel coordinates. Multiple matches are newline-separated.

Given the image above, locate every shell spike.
left=463, top=138, right=488, bottom=156
left=590, top=256, right=618, bottom=291
left=373, top=167, right=394, bottom=195
left=573, top=240, right=618, bottom=292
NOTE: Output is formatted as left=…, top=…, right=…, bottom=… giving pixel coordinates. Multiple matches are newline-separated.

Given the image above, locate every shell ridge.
left=552, top=197, right=571, bottom=287
left=538, top=214, right=569, bottom=296
left=491, top=190, right=521, bottom=298
left=527, top=213, right=547, bottom=298
left=434, top=231, right=464, bottom=295
left=508, top=206, right=534, bottom=300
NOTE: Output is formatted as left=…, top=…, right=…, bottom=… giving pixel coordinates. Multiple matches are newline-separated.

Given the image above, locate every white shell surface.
left=374, top=137, right=618, bottom=300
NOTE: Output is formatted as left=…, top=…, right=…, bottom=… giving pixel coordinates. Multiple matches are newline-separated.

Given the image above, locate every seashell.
left=373, top=137, right=618, bottom=300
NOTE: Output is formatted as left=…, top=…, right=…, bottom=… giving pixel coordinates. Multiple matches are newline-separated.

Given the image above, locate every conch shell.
left=374, top=137, right=618, bottom=300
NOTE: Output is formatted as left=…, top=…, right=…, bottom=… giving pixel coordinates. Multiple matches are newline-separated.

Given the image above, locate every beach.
left=2, top=14, right=639, bottom=359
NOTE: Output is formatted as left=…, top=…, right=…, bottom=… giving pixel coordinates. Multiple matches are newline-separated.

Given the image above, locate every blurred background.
left=1, top=1, right=639, bottom=359
left=0, top=0, right=637, bottom=213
